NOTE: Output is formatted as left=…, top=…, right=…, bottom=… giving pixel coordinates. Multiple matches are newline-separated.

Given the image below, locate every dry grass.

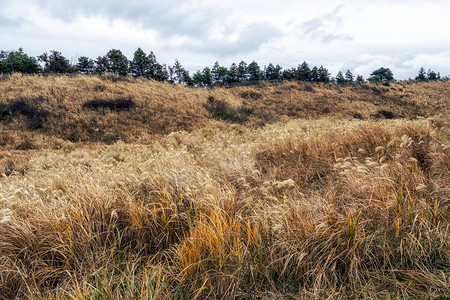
left=0, top=74, right=448, bottom=150
left=0, top=75, right=449, bottom=298
left=0, top=115, right=448, bottom=298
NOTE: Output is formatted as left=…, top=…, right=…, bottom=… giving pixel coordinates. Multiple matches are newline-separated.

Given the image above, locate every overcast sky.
left=1, top=0, right=449, bottom=79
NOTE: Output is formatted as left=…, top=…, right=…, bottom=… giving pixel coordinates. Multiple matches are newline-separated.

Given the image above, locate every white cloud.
left=0, top=0, right=449, bottom=78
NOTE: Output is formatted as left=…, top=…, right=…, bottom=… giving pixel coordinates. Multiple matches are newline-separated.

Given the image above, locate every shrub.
left=15, top=137, right=36, bottom=150
left=101, top=132, right=119, bottom=144
left=82, top=98, right=136, bottom=111
left=353, top=113, right=363, bottom=119
left=375, top=110, right=395, bottom=119
left=204, top=98, right=252, bottom=123
left=0, top=99, right=47, bottom=129
left=240, top=90, right=262, bottom=100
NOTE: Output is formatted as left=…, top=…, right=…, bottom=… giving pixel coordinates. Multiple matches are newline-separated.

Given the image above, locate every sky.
left=1, top=0, right=449, bottom=79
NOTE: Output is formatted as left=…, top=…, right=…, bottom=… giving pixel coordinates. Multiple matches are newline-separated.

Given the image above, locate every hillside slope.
left=0, top=74, right=448, bottom=150
left=0, top=75, right=449, bottom=298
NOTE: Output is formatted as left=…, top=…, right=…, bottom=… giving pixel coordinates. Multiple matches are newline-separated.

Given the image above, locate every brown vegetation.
left=0, top=75, right=449, bottom=299
left=0, top=74, right=448, bottom=149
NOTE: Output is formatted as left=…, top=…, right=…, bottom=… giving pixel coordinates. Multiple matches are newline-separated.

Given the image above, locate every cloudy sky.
left=1, top=0, right=449, bottom=79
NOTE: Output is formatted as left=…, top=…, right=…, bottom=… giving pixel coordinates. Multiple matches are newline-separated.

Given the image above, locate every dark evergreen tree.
left=0, top=52, right=6, bottom=74
left=281, top=68, right=295, bottom=81
left=345, top=69, right=354, bottom=83
left=368, top=67, right=394, bottom=82
left=237, top=61, right=248, bottom=81
left=171, top=59, right=192, bottom=85
left=427, top=69, right=438, bottom=81
left=336, top=71, right=346, bottom=84
left=192, top=71, right=204, bottom=87
left=130, top=48, right=149, bottom=78
left=0, top=48, right=41, bottom=74
left=317, top=66, right=330, bottom=83
left=76, top=56, right=95, bottom=74
left=95, top=56, right=109, bottom=75
left=202, top=66, right=213, bottom=86
left=167, top=66, right=174, bottom=83
left=310, top=66, right=319, bottom=82
left=265, top=63, right=282, bottom=80
left=416, top=67, right=427, bottom=81
left=39, top=50, right=72, bottom=73
left=172, top=59, right=185, bottom=84
left=227, top=63, right=239, bottom=85
left=211, top=61, right=221, bottom=84
left=355, top=74, right=365, bottom=84
left=105, top=49, right=129, bottom=76
left=152, top=62, right=168, bottom=82
left=182, top=69, right=193, bottom=86
left=297, top=61, right=311, bottom=81
left=247, top=61, right=262, bottom=81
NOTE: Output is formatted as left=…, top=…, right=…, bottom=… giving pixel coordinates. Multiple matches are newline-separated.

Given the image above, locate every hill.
left=0, top=74, right=448, bottom=150
left=0, top=75, right=449, bottom=299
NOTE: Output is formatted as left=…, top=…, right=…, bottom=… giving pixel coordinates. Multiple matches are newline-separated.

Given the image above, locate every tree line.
left=0, top=47, right=446, bottom=87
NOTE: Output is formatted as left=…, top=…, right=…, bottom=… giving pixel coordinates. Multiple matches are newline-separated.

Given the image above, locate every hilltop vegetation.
left=0, top=76, right=449, bottom=299
left=1, top=47, right=447, bottom=86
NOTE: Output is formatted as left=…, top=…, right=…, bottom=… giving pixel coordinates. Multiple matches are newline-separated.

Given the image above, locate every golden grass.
left=0, top=74, right=448, bottom=151
left=0, top=115, right=448, bottom=298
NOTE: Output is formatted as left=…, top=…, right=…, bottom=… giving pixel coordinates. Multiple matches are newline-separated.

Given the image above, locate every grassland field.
left=0, top=74, right=449, bottom=299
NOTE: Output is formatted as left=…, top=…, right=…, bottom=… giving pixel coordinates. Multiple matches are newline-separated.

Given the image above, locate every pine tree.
left=39, top=50, right=72, bottom=73
left=130, top=48, right=149, bottom=78
left=237, top=61, right=248, bottom=81
left=297, top=61, right=311, bottom=81
left=192, top=71, right=204, bottom=87
left=172, top=59, right=185, bottom=84
left=310, top=66, right=319, bottom=82
left=0, top=48, right=41, bottom=74
left=202, top=67, right=213, bottom=87
left=76, top=56, right=95, bottom=74
left=227, top=63, right=239, bottom=85
left=427, top=69, right=438, bottom=81
left=369, top=67, right=394, bottom=82
left=345, top=69, right=354, bottom=84
left=355, top=75, right=365, bottom=84
left=247, top=61, right=261, bottom=81
left=317, top=66, right=330, bottom=83
left=336, top=71, right=345, bottom=84
left=153, top=63, right=168, bottom=81
left=416, top=67, right=427, bottom=81
left=94, top=56, right=108, bottom=75
left=265, top=63, right=282, bottom=80
left=211, top=61, right=221, bottom=84
left=105, top=49, right=129, bottom=76
left=147, top=52, right=167, bottom=81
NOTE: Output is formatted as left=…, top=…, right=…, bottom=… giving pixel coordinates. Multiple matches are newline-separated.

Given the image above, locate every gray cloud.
left=187, top=23, right=282, bottom=56
left=20, top=0, right=226, bottom=38
left=301, top=5, right=353, bottom=43
left=1, top=0, right=279, bottom=57
left=0, top=16, right=22, bottom=28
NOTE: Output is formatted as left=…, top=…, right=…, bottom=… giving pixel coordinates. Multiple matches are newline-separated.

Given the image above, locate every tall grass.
left=0, top=118, right=448, bottom=298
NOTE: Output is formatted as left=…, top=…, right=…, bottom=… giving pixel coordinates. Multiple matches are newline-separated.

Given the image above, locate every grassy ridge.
left=0, top=75, right=449, bottom=298
left=0, top=74, right=448, bottom=148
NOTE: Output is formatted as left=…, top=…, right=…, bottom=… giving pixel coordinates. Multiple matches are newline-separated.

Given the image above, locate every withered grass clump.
left=0, top=118, right=448, bottom=299
left=82, top=97, right=136, bottom=111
